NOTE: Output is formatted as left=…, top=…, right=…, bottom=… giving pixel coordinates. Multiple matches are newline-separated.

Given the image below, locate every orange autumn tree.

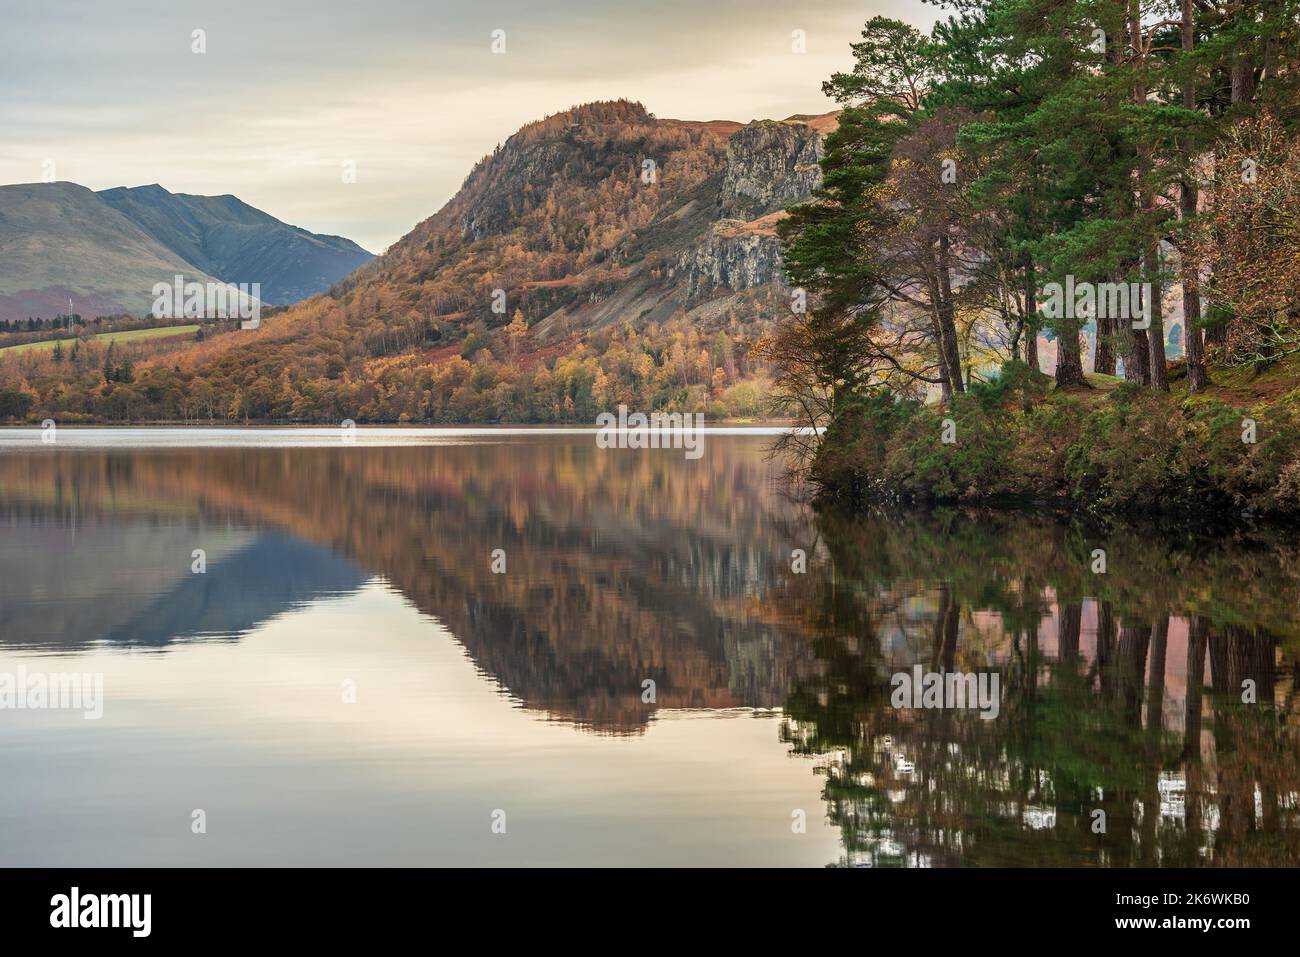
left=1196, top=112, right=1300, bottom=367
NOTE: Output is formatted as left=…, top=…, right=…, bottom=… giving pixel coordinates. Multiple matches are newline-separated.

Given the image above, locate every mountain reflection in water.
left=0, top=433, right=1295, bottom=866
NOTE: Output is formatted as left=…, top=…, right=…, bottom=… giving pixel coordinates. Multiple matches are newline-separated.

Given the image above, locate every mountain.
left=343, top=100, right=828, bottom=339
left=3, top=100, right=835, bottom=423
left=98, top=184, right=374, bottom=305
left=0, top=181, right=373, bottom=323
left=0, top=182, right=227, bottom=322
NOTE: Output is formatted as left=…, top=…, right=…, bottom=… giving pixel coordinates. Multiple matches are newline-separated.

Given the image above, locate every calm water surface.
left=0, top=429, right=1296, bottom=866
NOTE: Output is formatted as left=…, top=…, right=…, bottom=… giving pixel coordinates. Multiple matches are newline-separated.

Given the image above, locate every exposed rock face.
left=458, top=139, right=579, bottom=243
left=151, top=101, right=836, bottom=364
left=367, top=103, right=831, bottom=331
left=674, top=226, right=787, bottom=300
left=672, top=119, right=823, bottom=300
left=718, top=120, right=824, bottom=220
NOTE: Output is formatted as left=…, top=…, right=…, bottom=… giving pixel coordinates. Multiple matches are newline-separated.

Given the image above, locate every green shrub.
left=814, top=375, right=1300, bottom=517
left=882, top=395, right=1017, bottom=501
left=0, top=387, right=35, bottom=421
left=968, top=360, right=1048, bottom=412
left=813, top=390, right=920, bottom=496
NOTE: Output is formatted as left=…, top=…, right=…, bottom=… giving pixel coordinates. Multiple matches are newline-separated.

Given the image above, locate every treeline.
left=0, top=315, right=86, bottom=333
left=0, top=300, right=780, bottom=423
left=770, top=1, right=1299, bottom=496
left=0, top=313, right=200, bottom=350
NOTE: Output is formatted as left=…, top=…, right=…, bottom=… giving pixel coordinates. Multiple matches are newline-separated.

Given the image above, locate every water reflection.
left=0, top=440, right=817, bottom=730
left=780, top=508, right=1300, bottom=867
left=0, top=436, right=1295, bottom=866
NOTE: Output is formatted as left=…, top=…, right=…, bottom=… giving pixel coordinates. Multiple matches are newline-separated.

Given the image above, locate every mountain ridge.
left=2, top=99, right=838, bottom=423
left=98, top=184, right=373, bottom=305
left=326, top=99, right=832, bottom=341
left=0, top=181, right=227, bottom=322
left=0, top=181, right=374, bottom=322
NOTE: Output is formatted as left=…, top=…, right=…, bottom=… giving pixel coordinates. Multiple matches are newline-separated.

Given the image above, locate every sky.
left=1, top=0, right=935, bottom=253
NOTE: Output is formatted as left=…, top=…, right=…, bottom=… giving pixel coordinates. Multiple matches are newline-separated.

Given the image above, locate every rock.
left=718, top=120, right=824, bottom=220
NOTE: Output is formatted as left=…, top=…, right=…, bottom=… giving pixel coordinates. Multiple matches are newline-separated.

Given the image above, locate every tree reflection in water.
left=779, top=507, right=1300, bottom=868
left=0, top=440, right=1295, bottom=866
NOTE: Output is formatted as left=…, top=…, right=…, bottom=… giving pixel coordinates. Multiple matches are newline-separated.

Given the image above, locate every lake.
left=0, top=428, right=1296, bottom=866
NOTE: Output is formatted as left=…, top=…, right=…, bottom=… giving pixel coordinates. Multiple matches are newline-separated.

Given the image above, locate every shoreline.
left=0, top=418, right=802, bottom=430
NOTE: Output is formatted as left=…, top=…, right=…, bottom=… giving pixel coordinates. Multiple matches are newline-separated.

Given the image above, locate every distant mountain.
left=0, top=181, right=373, bottom=323
left=159, top=101, right=830, bottom=412
left=342, top=100, right=829, bottom=338
left=98, top=185, right=373, bottom=305
left=4, top=100, right=836, bottom=423
left=0, top=182, right=227, bottom=322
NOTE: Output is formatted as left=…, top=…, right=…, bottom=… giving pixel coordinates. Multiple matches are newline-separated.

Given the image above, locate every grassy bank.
left=814, top=359, right=1300, bottom=518
left=0, top=325, right=200, bottom=354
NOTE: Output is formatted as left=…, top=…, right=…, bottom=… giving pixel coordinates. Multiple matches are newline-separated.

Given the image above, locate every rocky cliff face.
left=718, top=120, right=825, bottom=220
left=671, top=119, right=823, bottom=302
left=674, top=228, right=788, bottom=300
left=340, top=102, right=832, bottom=335
left=132, top=102, right=836, bottom=391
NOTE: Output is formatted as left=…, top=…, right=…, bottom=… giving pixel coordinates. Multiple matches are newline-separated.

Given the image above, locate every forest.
left=769, top=0, right=1300, bottom=513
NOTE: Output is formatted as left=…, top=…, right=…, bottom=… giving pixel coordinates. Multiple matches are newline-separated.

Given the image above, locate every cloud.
left=1, top=0, right=932, bottom=251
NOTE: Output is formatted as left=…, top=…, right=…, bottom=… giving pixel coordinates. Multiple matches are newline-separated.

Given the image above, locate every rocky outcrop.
left=673, top=226, right=786, bottom=300
left=325, top=103, right=830, bottom=338
left=671, top=118, right=824, bottom=300
left=718, top=120, right=824, bottom=220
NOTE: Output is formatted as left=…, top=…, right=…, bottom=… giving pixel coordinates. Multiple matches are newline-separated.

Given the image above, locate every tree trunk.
left=1230, top=51, right=1258, bottom=105
left=1180, top=0, right=1210, bottom=392
left=1131, top=1, right=1167, bottom=393
left=1144, top=243, right=1169, bottom=392
left=1116, top=621, right=1150, bottom=728
left=1023, top=261, right=1039, bottom=373
left=1059, top=602, right=1082, bottom=663
left=1183, top=616, right=1207, bottom=863
left=1139, top=618, right=1168, bottom=864
left=936, top=236, right=965, bottom=394
left=1055, top=322, right=1087, bottom=388
left=932, top=314, right=953, bottom=403
left=1094, top=314, right=1117, bottom=376
left=933, top=584, right=959, bottom=672
left=1184, top=616, right=1207, bottom=763
left=1179, top=203, right=1208, bottom=389
left=1205, top=6, right=1263, bottom=354
left=1097, top=602, right=1116, bottom=699
left=1145, top=618, right=1169, bottom=732
left=1127, top=327, right=1152, bottom=384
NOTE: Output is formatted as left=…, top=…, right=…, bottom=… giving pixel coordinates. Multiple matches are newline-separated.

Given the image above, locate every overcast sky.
left=1, top=0, right=935, bottom=252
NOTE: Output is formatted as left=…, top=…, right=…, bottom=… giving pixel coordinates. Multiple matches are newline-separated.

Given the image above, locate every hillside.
left=325, top=99, right=827, bottom=341
left=0, top=181, right=374, bottom=325
left=98, top=185, right=373, bottom=305
left=0, top=182, right=227, bottom=322
left=1, top=99, right=836, bottom=423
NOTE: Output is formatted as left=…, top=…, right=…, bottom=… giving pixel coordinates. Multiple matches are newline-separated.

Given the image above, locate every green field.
left=0, top=324, right=201, bottom=354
